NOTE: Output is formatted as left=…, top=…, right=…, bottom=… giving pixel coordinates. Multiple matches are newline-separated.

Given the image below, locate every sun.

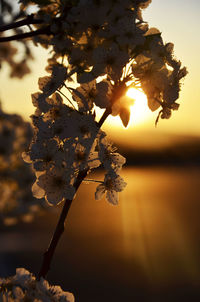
left=126, top=87, right=151, bottom=126
left=96, top=87, right=152, bottom=129
left=105, top=87, right=151, bottom=128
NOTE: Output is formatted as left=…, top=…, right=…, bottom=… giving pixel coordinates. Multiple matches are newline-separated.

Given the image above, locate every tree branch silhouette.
left=0, top=14, right=44, bottom=32
left=0, top=26, right=51, bottom=42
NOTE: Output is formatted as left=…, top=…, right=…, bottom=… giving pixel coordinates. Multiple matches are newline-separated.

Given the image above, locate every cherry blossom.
left=0, top=268, right=74, bottom=302
left=35, top=167, right=75, bottom=205
left=95, top=173, right=127, bottom=205
left=0, top=0, right=188, bottom=290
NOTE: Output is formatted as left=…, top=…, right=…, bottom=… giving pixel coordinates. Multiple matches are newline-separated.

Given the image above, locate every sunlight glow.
left=99, top=87, right=153, bottom=130
left=126, top=88, right=151, bottom=126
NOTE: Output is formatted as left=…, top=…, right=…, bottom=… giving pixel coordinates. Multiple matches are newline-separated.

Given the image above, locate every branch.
left=38, top=169, right=88, bottom=279
left=38, top=108, right=111, bottom=279
left=0, top=26, right=51, bottom=43
left=97, top=107, right=112, bottom=128
left=0, top=14, right=44, bottom=32
left=38, top=199, right=73, bottom=279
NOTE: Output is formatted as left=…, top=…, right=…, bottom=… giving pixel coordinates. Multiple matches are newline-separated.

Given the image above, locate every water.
left=1, top=167, right=200, bottom=301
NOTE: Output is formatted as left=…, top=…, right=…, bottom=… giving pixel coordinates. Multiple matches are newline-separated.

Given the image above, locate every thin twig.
left=83, top=179, right=103, bottom=184
left=56, top=89, right=77, bottom=110
left=66, top=85, right=90, bottom=111
left=0, top=26, right=51, bottom=43
left=0, top=14, right=44, bottom=32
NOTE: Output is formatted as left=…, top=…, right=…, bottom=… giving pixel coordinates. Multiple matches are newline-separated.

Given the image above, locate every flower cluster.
left=0, top=268, right=74, bottom=302
left=18, top=0, right=186, bottom=123
left=132, top=28, right=188, bottom=123
left=0, top=0, right=188, bottom=298
left=31, top=0, right=149, bottom=82
left=18, top=0, right=187, bottom=206
left=24, top=75, right=127, bottom=204
left=0, top=105, right=47, bottom=225
left=94, top=136, right=127, bottom=204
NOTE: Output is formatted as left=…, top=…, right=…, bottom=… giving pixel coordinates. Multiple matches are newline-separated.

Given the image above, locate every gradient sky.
left=0, top=0, right=199, bottom=146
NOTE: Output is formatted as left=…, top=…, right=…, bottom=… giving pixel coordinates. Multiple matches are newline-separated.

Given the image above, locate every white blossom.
left=92, top=43, right=129, bottom=81
left=0, top=268, right=74, bottom=302
left=19, top=0, right=187, bottom=209
left=94, top=80, right=112, bottom=109
left=38, top=65, right=68, bottom=96
left=95, top=173, right=127, bottom=205
left=36, top=167, right=75, bottom=205
left=72, top=80, right=96, bottom=112
left=98, top=136, right=126, bottom=172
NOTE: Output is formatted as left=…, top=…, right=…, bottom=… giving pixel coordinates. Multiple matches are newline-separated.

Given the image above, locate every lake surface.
left=1, top=166, right=200, bottom=302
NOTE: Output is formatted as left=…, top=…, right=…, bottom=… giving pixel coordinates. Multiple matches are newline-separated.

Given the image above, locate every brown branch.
left=38, top=169, right=88, bottom=279
left=38, top=199, right=73, bottom=279
left=38, top=108, right=111, bottom=279
left=97, top=107, right=112, bottom=128
left=0, top=14, right=44, bottom=32
left=0, top=26, right=51, bottom=43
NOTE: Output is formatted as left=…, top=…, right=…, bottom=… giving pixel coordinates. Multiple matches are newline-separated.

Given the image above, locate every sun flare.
left=96, top=87, right=152, bottom=129
left=103, top=87, right=151, bottom=129
left=126, top=88, right=151, bottom=126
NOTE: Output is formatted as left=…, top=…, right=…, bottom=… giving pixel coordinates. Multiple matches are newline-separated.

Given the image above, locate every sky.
left=0, top=0, right=199, bottom=148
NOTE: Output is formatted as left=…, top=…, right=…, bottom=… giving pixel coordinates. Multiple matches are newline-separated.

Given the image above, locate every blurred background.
left=0, top=0, right=200, bottom=301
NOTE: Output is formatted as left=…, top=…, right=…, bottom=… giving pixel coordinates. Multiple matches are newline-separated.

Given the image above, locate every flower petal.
left=32, top=181, right=45, bottom=199
left=95, top=184, right=106, bottom=200
left=119, top=107, right=130, bottom=127
left=106, top=190, right=118, bottom=205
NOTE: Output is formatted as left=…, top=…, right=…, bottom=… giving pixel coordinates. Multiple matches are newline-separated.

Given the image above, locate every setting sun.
left=98, top=87, right=152, bottom=130
left=126, top=88, right=152, bottom=126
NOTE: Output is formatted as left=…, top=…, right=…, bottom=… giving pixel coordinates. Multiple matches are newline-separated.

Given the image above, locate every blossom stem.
left=83, top=179, right=103, bottom=184
left=38, top=108, right=111, bottom=279
left=56, top=89, right=77, bottom=110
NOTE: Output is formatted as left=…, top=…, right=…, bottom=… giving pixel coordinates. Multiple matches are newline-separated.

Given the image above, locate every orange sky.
left=0, top=1, right=199, bottom=147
